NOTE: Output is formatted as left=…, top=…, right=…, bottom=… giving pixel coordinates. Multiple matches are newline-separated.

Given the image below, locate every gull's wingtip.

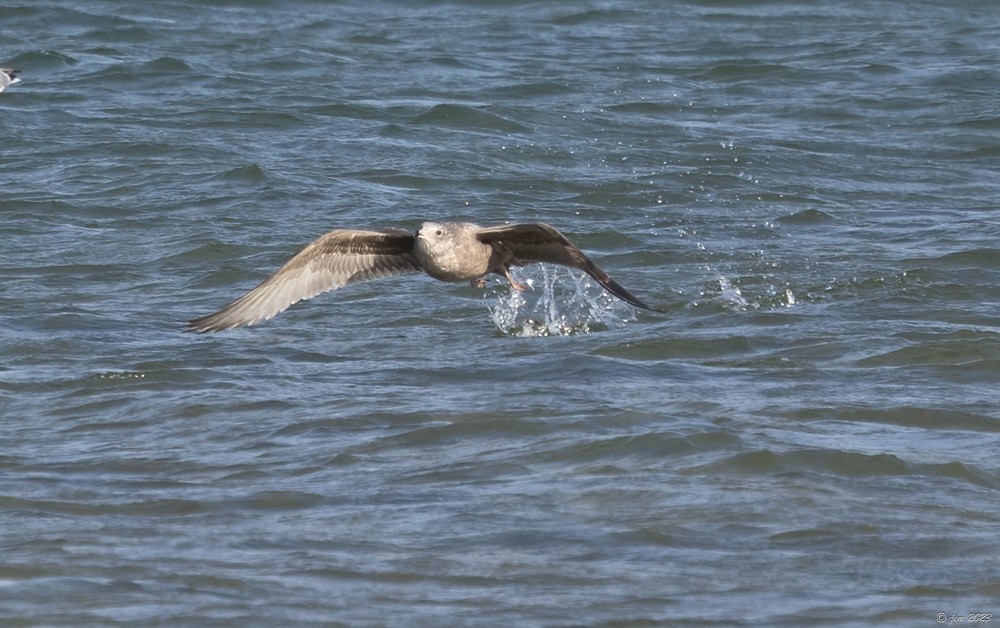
left=185, top=313, right=233, bottom=334
left=185, top=319, right=212, bottom=334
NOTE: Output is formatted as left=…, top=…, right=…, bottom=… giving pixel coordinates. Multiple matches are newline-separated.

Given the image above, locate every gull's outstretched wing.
left=475, top=222, right=657, bottom=311
left=188, top=229, right=420, bottom=332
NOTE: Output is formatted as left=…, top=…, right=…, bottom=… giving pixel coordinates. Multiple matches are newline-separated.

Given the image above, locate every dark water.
left=2, top=1, right=999, bottom=625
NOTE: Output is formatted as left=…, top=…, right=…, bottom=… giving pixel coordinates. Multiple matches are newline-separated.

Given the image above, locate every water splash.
left=717, top=276, right=752, bottom=310
left=486, top=265, right=636, bottom=336
left=700, top=276, right=797, bottom=311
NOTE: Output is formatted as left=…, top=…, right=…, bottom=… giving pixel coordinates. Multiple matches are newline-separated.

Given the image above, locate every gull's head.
left=416, top=221, right=449, bottom=243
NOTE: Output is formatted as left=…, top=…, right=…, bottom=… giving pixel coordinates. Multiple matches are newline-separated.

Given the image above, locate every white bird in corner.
left=188, top=221, right=659, bottom=332
left=0, top=67, right=20, bottom=93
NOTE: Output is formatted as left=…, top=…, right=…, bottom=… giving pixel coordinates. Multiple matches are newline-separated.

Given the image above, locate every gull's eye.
left=435, top=230, right=442, bottom=236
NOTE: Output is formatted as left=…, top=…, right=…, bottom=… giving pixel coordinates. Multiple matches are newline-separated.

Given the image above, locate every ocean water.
left=2, top=1, right=999, bottom=625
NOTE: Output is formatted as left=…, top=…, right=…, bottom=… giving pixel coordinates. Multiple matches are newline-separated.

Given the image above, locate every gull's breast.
left=415, top=236, right=493, bottom=282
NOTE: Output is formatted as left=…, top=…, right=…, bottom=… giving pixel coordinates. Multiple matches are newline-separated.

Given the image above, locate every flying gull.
left=0, top=68, right=20, bottom=93
left=188, top=221, right=657, bottom=332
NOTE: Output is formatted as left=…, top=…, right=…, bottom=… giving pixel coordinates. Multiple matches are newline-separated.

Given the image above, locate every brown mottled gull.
left=0, top=68, right=20, bottom=93
left=188, top=221, right=657, bottom=332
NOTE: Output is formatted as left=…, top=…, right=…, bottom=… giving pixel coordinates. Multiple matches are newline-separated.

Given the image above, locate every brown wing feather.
left=188, top=230, right=420, bottom=332
left=475, top=222, right=657, bottom=311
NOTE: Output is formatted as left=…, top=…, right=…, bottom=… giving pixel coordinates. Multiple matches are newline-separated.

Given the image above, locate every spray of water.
left=486, top=265, right=636, bottom=336
left=707, top=276, right=797, bottom=311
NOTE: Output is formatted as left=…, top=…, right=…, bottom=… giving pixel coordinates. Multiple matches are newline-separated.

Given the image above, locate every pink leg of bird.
left=500, top=266, right=528, bottom=291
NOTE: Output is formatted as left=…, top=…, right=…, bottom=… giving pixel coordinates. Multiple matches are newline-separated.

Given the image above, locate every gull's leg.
left=499, top=265, right=528, bottom=292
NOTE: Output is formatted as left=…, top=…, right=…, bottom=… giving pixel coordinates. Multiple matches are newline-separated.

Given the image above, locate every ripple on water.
left=410, top=103, right=532, bottom=134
